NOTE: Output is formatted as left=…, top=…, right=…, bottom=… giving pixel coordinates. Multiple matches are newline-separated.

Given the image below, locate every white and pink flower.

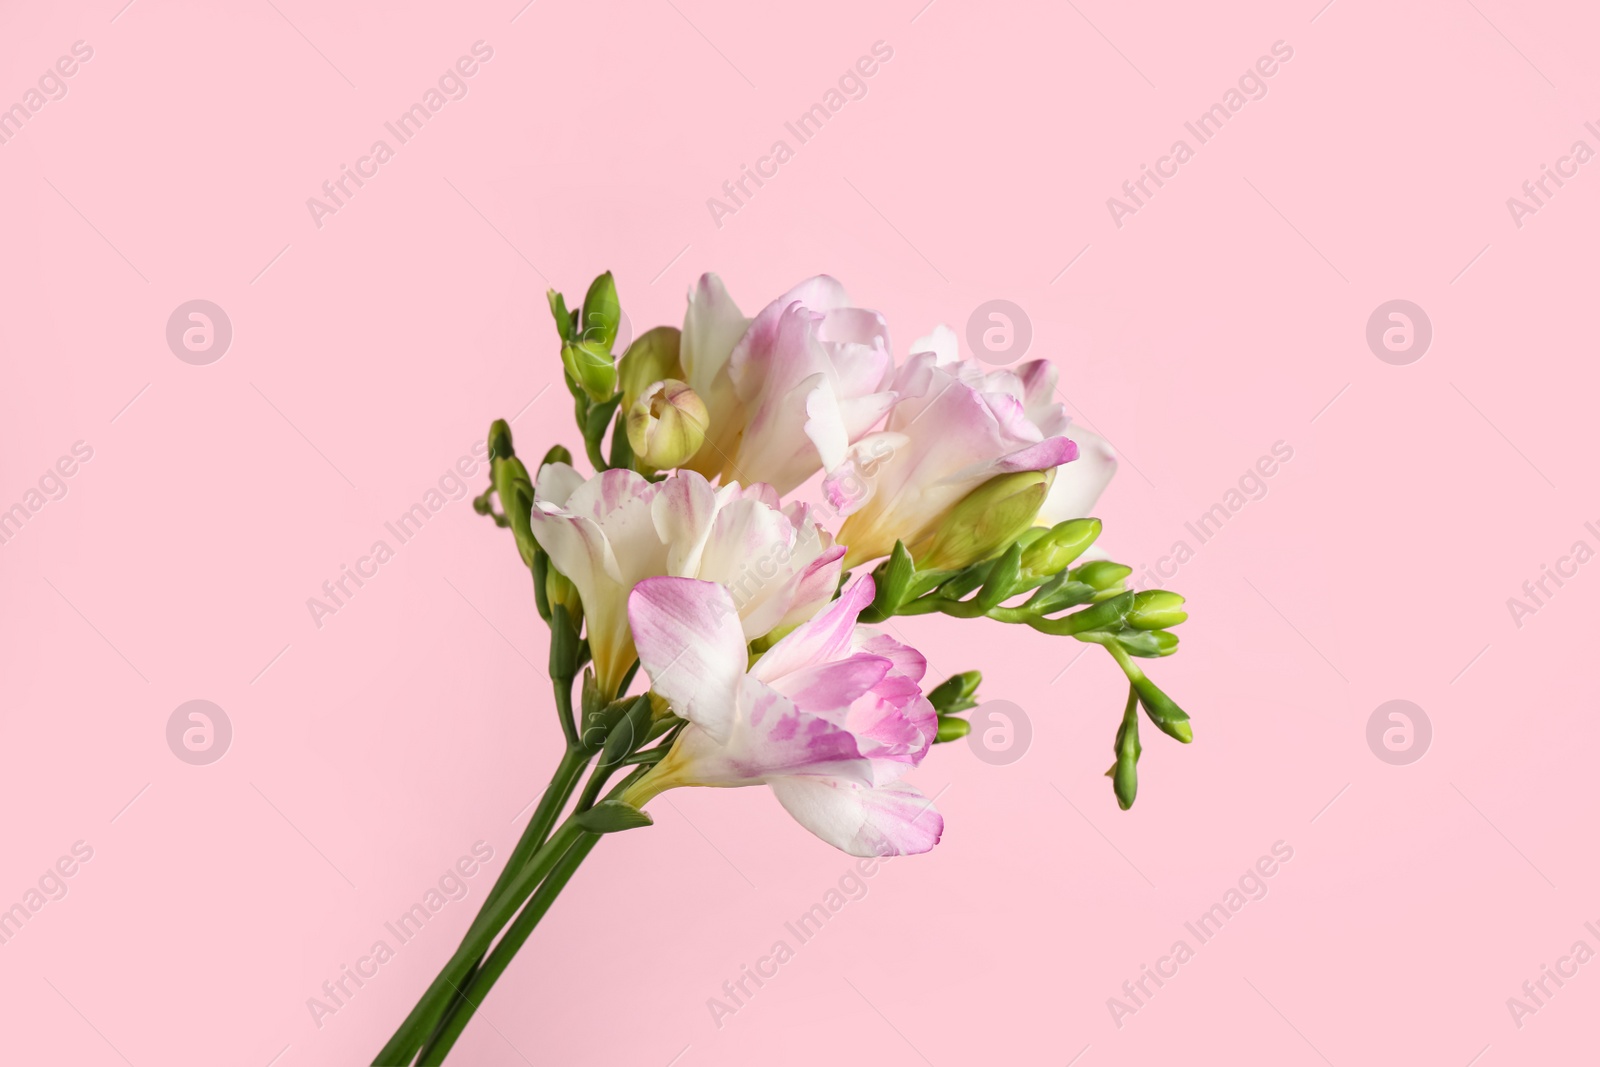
left=622, top=575, right=943, bottom=857
left=527, top=464, right=843, bottom=698
left=677, top=274, right=899, bottom=495
left=826, top=325, right=1089, bottom=568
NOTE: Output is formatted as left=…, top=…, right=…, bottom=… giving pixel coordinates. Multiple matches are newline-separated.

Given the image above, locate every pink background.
left=2, top=1, right=1596, bottom=1063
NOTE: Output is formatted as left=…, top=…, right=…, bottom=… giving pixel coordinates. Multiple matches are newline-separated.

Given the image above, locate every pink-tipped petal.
left=628, top=577, right=748, bottom=742
left=769, top=777, right=944, bottom=857
left=751, top=576, right=876, bottom=685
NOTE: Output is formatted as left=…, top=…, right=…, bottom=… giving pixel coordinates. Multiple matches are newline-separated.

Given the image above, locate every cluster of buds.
left=861, top=514, right=1192, bottom=810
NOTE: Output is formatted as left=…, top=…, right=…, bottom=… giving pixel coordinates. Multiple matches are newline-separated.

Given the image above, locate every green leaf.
left=575, top=800, right=654, bottom=834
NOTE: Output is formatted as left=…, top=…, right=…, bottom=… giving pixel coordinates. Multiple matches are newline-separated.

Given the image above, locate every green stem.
left=415, top=832, right=602, bottom=1065
left=373, top=821, right=586, bottom=1065
left=373, top=744, right=590, bottom=1066
left=414, top=767, right=648, bottom=1064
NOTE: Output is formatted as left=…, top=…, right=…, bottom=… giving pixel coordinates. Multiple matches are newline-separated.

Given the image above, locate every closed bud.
left=916, top=470, right=1049, bottom=572
left=488, top=418, right=515, bottom=460
left=626, top=379, right=708, bottom=470
left=562, top=340, right=618, bottom=402
left=1071, top=560, right=1131, bottom=596
left=617, top=326, right=684, bottom=411
left=1127, top=590, right=1187, bottom=630
left=546, top=289, right=573, bottom=341
left=927, top=670, right=982, bottom=714
left=579, top=271, right=622, bottom=352
left=1019, top=518, right=1102, bottom=579
left=935, top=716, right=972, bottom=743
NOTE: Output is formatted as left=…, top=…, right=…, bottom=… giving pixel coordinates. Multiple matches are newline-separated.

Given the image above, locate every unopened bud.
left=1071, top=560, right=1131, bottom=597
left=617, top=326, right=684, bottom=411
left=927, top=670, right=982, bottom=714
left=1020, top=518, right=1101, bottom=579
left=916, top=470, right=1048, bottom=572
left=562, top=340, right=618, bottom=402
left=1127, top=590, right=1187, bottom=630
left=627, top=379, right=709, bottom=470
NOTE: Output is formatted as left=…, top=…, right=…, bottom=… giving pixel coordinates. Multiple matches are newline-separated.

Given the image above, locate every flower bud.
left=626, top=379, right=709, bottom=470
left=935, top=716, right=972, bottom=743
left=927, top=670, right=982, bottom=715
left=915, top=470, right=1049, bottom=573
left=1019, top=518, right=1102, bottom=579
left=1070, top=560, right=1131, bottom=597
left=1126, top=590, right=1187, bottom=630
left=562, top=339, right=618, bottom=402
left=617, top=326, right=684, bottom=412
left=580, top=271, right=622, bottom=352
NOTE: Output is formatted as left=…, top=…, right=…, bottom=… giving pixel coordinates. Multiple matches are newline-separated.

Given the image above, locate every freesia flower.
left=827, top=325, right=1082, bottom=569
left=677, top=274, right=899, bottom=495
left=527, top=464, right=844, bottom=697
left=621, top=574, right=943, bottom=857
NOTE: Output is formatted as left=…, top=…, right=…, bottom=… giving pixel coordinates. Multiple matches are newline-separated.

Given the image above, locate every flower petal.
left=769, top=777, right=944, bottom=856
left=628, top=577, right=747, bottom=743
left=751, top=575, right=876, bottom=685
left=1038, top=427, right=1117, bottom=524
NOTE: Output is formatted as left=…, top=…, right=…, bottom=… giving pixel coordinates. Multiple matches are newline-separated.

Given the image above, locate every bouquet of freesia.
left=374, top=272, right=1195, bottom=1064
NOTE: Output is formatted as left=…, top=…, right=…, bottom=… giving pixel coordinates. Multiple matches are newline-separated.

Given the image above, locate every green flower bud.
left=1114, top=629, right=1179, bottom=658
left=1108, top=687, right=1141, bottom=810
left=626, top=379, right=709, bottom=470
left=580, top=271, right=622, bottom=352
left=488, top=418, right=515, bottom=460
left=1132, top=673, right=1192, bottom=743
left=617, top=326, right=684, bottom=412
left=562, top=339, right=618, bottom=402
left=935, top=716, right=972, bottom=743
left=1070, top=560, right=1131, bottom=598
left=915, top=470, right=1049, bottom=573
left=1127, top=590, right=1187, bottom=630
left=1019, top=518, right=1102, bottom=579
left=546, top=289, right=573, bottom=341
left=927, top=670, right=982, bottom=715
